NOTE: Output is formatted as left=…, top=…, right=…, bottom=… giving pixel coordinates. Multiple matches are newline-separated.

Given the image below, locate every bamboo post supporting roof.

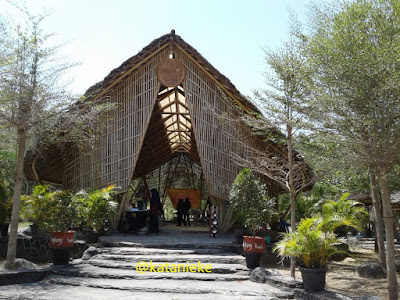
left=24, top=30, right=314, bottom=200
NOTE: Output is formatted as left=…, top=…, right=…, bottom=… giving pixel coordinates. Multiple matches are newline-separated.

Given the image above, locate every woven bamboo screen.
left=63, top=48, right=170, bottom=191
left=175, top=49, right=276, bottom=200
left=61, top=45, right=276, bottom=201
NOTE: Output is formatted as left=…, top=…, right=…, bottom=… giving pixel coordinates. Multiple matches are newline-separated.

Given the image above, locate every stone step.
left=53, top=263, right=249, bottom=281
left=81, top=259, right=248, bottom=274
left=46, top=274, right=295, bottom=299
left=102, top=246, right=228, bottom=255
left=102, top=240, right=239, bottom=253
left=265, top=274, right=303, bottom=289
left=0, top=283, right=281, bottom=300
left=92, top=253, right=246, bottom=265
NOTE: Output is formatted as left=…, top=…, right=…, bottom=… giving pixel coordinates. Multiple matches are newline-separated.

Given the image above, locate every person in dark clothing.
left=176, top=198, right=184, bottom=226
left=279, top=218, right=289, bottom=232
left=183, top=197, right=191, bottom=226
left=149, top=189, right=163, bottom=233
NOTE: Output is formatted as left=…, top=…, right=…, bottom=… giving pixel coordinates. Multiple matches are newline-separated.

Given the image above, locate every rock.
left=268, top=269, right=280, bottom=276
left=356, top=262, right=386, bottom=279
left=13, top=258, right=37, bottom=269
left=342, top=257, right=356, bottom=264
left=250, top=267, right=268, bottom=283
left=81, top=246, right=100, bottom=260
left=360, top=296, right=382, bottom=300
left=346, top=236, right=359, bottom=249
left=331, top=242, right=350, bottom=261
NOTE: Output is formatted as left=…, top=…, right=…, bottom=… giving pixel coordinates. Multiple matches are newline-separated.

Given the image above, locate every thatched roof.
left=83, top=30, right=259, bottom=113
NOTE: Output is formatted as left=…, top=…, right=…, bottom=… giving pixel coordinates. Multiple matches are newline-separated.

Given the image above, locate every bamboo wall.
left=61, top=45, right=276, bottom=201
left=175, top=49, right=275, bottom=200
left=63, top=47, right=170, bottom=191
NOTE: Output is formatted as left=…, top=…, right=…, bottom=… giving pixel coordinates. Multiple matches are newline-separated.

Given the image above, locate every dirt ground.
left=271, top=245, right=400, bottom=299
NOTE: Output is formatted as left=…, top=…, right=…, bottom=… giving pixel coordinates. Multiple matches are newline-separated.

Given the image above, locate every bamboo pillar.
left=114, top=192, right=128, bottom=230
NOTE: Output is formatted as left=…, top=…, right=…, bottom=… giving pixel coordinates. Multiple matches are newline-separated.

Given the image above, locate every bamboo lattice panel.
left=62, top=45, right=280, bottom=199
left=63, top=48, right=169, bottom=191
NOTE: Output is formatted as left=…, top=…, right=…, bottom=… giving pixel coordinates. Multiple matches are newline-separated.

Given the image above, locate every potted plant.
left=23, top=185, right=50, bottom=238
left=274, top=216, right=343, bottom=291
left=274, top=196, right=367, bottom=291
left=27, top=185, right=80, bottom=264
left=229, top=168, right=277, bottom=268
left=76, top=185, right=117, bottom=243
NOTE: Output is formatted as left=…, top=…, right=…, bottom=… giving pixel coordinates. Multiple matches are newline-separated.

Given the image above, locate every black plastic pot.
left=0, top=223, right=9, bottom=236
left=52, top=248, right=71, bottom=265
left=299, top=266, right=327, bottom=291
left=245, top=252, right=263, bottom=269
left=83, top=229, right=99, bottom=243
left=30, top=224, right=46, bottom=239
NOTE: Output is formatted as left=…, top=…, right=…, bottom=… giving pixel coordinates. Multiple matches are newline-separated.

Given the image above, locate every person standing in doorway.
left=176, top=198, right=184, bottom=226
left=183, top=197, right=191, bottom=227
left=149, top=189, right=163, bottom=234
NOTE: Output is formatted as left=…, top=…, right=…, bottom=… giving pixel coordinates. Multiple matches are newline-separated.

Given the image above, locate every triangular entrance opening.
left=133, top=84, right=200, bottom=178
left=130, top=84, right=208, bottom=225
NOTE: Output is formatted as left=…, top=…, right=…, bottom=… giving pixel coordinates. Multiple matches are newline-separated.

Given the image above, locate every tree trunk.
left=4, top=129, right=27, bottom=270
left=287, top=123, right=296, bottom=278
left=368, top=167, right=386, bottom=267
left=376, top=170, right=398, bottom=300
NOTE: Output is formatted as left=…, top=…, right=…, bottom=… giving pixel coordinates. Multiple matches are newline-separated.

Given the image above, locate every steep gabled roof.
left=83, top=30, right=259, bottom=114
left=24, top=30, right=315, bottom=195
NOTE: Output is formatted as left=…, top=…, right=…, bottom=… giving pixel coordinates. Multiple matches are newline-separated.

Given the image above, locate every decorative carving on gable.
left=157, top=59, right=186, bottom=87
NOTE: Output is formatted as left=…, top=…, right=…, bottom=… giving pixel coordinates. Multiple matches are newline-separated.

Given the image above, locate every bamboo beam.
left=114, top=192, right=128, bottom=230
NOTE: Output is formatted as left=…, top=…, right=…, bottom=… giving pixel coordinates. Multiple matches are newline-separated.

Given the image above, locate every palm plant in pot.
left=76, top=185, right=117, bottom=243
left=229, top=168, right=277, bottom=268
left=26, top=185, right=80, bottom=264
left=274, top=196, right=367, bottom=291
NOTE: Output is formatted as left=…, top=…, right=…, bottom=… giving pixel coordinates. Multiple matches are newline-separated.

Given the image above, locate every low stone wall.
left=0, top=236, right=86, bottom=263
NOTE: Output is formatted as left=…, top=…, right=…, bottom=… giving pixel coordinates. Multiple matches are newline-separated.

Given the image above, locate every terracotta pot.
left=243, top=236, right=266, bottom=254
left=50, top=231, right=75, bottom=248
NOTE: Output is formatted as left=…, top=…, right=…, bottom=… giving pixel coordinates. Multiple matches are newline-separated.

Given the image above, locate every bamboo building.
left=24, top=31, right=314, bottom=230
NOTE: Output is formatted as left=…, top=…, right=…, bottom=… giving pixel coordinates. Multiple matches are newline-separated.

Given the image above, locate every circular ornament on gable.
left=157, top=58, right=186, bottom=87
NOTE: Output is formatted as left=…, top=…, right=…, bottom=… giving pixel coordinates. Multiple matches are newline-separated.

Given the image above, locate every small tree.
left=229, top=168, right=277, bottom=235
left=247, top=16, right=313, bottom=277
left=0, top=3, right=112, bottom=269
left=306, top=1, right=400, bottom=297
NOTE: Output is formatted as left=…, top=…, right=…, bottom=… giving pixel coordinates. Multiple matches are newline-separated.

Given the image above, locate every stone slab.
left=0, top=267, right=52, bottom=286
left=0, top=282, right=279, bottom=300
left=46, top=275, right=294, bottom=299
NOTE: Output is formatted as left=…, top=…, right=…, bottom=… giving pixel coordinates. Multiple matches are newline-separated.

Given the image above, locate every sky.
left=0, top=0, right=314, bottom=99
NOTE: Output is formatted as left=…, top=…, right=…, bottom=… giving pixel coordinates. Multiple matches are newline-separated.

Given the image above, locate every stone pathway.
left=0, top=231, right=300, bottom=299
